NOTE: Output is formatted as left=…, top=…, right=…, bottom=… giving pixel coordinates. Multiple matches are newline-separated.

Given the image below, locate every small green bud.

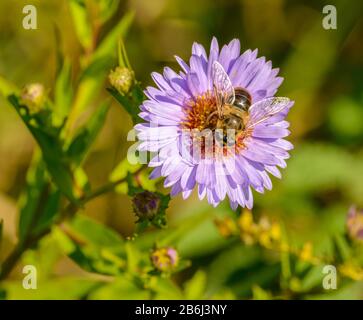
left=151, top=247, right=179, bottom=272
left=20, top=83, right=46, bottom=114
left=347, top=206, right=363, bottom=242
left=132, top=191, right=160, bottom=221
left=109, top=66, right=134, bottom=95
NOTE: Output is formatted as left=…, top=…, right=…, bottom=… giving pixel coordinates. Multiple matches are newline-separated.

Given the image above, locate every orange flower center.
left=182, top=92, right=217, bottom=131
left=181, top=92, right=250, bottom=158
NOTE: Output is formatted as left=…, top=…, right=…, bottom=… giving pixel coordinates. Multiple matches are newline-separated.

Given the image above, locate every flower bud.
left=347, top=206, right=363, bottom=242
left=151, top=247, right=179, bottom=272
left=109, top=66, right=134, bottom=95
left=20, top=83, right=46, bottom=114
left=132, top=191, right=160, bottom=221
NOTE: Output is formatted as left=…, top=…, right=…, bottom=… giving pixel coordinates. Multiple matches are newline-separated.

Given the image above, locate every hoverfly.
left=207, top=61, right=290, bottom=146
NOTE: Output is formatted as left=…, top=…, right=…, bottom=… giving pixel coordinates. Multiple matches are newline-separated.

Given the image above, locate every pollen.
left=181, top=92, right=250, bottom=158
left=182, top=92, right=217, bottom=131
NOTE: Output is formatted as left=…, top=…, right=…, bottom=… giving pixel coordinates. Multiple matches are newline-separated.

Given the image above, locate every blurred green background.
left=0, top=0, right=363, bottom=299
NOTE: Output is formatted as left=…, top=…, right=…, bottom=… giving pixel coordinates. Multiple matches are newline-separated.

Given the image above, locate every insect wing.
left=247, top=97, right=290, bottom=128
left=212, top=61, right=235, bottom=115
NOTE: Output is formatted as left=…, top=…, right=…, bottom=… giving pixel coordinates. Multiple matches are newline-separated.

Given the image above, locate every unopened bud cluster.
left=214, top=210, right=281, bottom=248
left=132, top=191, right=161, bottom=221
left=151, top=247, right=179, bottom=272
left=214, top=211, right=321, bottom=265
left=109, top=66, right=134, bottom=95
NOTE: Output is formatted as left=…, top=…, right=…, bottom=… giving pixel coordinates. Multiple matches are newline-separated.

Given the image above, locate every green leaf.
left=1, top=277, right=101, bottom=300
left=88, top=278, right=149, bottom=300
left=205, top=244, right=262, bottom=295
left=125, top=242, right=143, bottom=274
left=67, top=102, right=110, bottom=165
left=305, top=281, right=363, bottom=300
left=22, top=236, right=63, bottom=280
left=32, top=190, right=62, bottom=236
left=80, top=56, right=114, bottom=81
left=69, top=214, right=124, bottom=248
left=107, top=87, right=141, bottom=124
left=17, top=152, right=61, bottom=243
left=150, top=277, right=184, bottom=300
left=177, top=217, right=234, bottom=259
left=97, top=0, right=120, bottom=24
left=131, top=83, right=145, bottom=105
left=66, top=11, right=133, bottom=132
left=92, top=11, right=134, bottom=61
left=184, top=270, right=207, bottom=299
left=54, top=59, right=73, bottom=124
left=69, top=0, right=93, bottom=51
left=252, top=285, right=272, bottom=300
left=299, top=265, right=325, bottom=292
left=74, top=167, right=91, bottom=194
left=65, top=12, right=133, bottom=134
left=229, top=264, right=281, bottom=298
left=69, top=57, right=113, bottom=127
left=68, top=58, right=120, bottom=132
left=8, top=95, right=79, bottom=203
left=282, top=143, right=363, bottom=202
left=333, top=234, right=352, bottom=262
left=53, top=215, right=126, bottom=275
left=109, top=156, right=142, bottom=194
left=16, top=157, right=45, bottom=242
left=148, top=193, right=170, bottom=229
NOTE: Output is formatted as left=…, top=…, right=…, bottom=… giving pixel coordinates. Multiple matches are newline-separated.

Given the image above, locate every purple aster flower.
left=135, top=38, right=294, bottom=210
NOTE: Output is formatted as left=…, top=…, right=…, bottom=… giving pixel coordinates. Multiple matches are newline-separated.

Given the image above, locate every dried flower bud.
left=109, top=66, right=134, bottom=95
left=20, top=83, right=46, bottom=114
left=347, top=206, right=363, bottom=242
left=132, top=191, right=160, bottom=221
left=151, top=247, right=179, bottom=272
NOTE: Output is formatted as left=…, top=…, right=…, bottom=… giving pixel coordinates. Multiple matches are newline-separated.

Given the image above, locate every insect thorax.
left=233, top=87, right=252, bottom=112
left=217, top=104, right=244, bottom=130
